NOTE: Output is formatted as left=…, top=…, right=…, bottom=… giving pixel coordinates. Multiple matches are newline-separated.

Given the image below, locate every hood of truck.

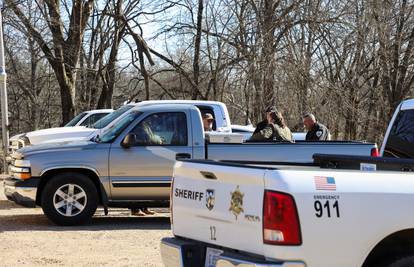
left=25, top=127, right=97, bottom=144
left=10, top=133, right=25, bottom=141
left=17, top=139, right=99, bottom=157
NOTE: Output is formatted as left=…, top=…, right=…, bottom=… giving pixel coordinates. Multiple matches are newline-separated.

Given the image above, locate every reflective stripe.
left=111, top=177, right=171, bottom=187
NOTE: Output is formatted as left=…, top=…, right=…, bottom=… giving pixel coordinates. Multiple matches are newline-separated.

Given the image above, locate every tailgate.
left=172, top=160, right=267, bottom=256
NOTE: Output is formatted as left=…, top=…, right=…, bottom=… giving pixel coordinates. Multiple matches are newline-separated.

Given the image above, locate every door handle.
left=176, top=153, right=191, bottom=160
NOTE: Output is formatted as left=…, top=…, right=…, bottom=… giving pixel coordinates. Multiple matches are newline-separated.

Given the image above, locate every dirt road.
left=0, top=182, right=171, bottom=266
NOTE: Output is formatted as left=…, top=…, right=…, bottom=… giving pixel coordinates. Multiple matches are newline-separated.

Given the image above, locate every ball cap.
left=265, top=106, right=278, bottom=113
left=202, top=113, right=214, bottom=121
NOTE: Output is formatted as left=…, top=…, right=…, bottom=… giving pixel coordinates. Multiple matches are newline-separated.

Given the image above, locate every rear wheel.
left=41, top=172, right=98, bottom=226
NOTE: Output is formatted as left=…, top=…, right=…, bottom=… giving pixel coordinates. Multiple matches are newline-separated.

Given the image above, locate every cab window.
left=384, top=109, right=414, bottom=158
left=80, top=113, right=109, bottom=127
left=92, top=105, right=133, bottom=129
left=65, top=112, right=87, bottom=127
left=196, top=105, right=217, bottom=130
left=130, top=112, right=188, bottom=146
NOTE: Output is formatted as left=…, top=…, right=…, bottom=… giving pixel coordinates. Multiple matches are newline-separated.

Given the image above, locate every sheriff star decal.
left=316, top=130, right=323, bottom=137
left=206, top=189, right=215, bottom=210
left=229, top=185, right=244, bottom=219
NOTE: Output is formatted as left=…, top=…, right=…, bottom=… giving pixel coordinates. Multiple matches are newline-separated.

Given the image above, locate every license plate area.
left=205, top=247, right=224, bottom=267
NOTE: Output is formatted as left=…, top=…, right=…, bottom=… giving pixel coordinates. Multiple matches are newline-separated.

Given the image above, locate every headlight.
left=10, top=160, right=31, bottom=180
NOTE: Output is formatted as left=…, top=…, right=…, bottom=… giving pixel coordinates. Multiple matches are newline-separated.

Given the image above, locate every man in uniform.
left=303, top=113, right=330, bottom=141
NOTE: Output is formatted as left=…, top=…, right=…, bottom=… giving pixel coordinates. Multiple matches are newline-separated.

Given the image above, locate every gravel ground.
left=0, top=182, right=171, bottom=267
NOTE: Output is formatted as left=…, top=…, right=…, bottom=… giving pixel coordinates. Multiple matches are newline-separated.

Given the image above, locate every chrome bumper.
left=160, top=237, right=305, bottom=267
left=216, top=257, right=305, bottom=267
left=3, top=178, right=38, bottom=207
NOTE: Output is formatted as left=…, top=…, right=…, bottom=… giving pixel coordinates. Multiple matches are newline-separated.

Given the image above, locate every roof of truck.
left=128, top=100, right=226, bottom=107
left=130, top=103, right=199, bottom=112
left=401, top=99, right=414, bottom=110
left=86, top=109, right=113, bottom=113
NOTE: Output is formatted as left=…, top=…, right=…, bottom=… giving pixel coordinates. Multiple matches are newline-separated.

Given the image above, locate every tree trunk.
left=192, top=0, right=204, bottom=99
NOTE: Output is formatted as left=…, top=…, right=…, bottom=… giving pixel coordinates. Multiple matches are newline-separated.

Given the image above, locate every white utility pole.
left=0, top=4, right=9, bottom=173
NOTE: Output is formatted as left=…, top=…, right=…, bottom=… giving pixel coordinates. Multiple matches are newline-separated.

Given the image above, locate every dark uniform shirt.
left=253, top=120, right=267, bottom=135
left=250, top=123, right=293, bottom=142
left=306, top=122, right=329, bottom=141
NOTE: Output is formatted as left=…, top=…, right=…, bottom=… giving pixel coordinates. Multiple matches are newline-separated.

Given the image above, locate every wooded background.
left=3, top=0, right=414, bottom=144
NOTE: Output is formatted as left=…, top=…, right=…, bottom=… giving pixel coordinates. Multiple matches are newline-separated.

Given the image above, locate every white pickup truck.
left=161, top=99, right=414, bottom=267
left=8, top=100, right=232, bottom=155
left=9, top=109, right=113, bottom=152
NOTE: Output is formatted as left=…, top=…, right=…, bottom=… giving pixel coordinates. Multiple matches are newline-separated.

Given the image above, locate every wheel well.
left=36, top=168, right=106, bottom=206
left=363, top=229, right=414, bottom=267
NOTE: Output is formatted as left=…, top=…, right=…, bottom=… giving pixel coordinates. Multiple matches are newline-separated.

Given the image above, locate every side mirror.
left=121, top=133, right=136, bottom=148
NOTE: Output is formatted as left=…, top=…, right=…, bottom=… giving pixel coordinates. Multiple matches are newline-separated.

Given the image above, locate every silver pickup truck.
left=4, top=104, right=377, bottom=225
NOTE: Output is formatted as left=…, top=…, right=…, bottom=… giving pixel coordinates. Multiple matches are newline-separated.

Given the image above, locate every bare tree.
left=5, top=0, right=94, bottom=124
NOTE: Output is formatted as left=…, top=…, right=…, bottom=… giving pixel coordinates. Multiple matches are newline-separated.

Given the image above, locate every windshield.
left=92, top=105, right=134, bottom=129
left=65, top=112, right=88, bottom=127
left=99, top=111, right=142, bottom=143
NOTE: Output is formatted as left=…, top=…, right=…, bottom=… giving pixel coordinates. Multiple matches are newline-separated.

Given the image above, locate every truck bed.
left=206, top=141, right=377, bottom=163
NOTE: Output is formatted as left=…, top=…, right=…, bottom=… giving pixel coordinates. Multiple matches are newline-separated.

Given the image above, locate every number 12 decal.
left=210, top=226, right=217, bottom=240
left=314, top=200, right=340, bottom=218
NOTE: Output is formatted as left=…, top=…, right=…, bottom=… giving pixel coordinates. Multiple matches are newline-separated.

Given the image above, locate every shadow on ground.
left=0, top=213, right=171, bottom=232
left=0, top=200, right=28, bottom=209
left=0, top=213, right=171, bottom=233
left=0, top=182, right=171, bottom=233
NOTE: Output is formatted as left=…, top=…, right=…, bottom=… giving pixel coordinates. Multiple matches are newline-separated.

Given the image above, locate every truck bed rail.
left=313, top=154, right=414, bottom=172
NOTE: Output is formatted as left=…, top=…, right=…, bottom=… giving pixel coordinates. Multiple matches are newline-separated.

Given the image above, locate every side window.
left=384, top=110, right=414, bottom=158
left=130, top=112, right=188, bottom=146
left=196, top=105, right=217, bottom=130
left=80, top=113, right=108, bottom=127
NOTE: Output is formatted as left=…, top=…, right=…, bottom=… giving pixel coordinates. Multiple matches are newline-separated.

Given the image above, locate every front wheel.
left=41, top=172, right=98, bottom=226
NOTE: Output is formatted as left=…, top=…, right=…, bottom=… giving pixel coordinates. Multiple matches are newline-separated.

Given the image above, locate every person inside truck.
left=250, top=109, right=293, bottom=142
left=202, top=113, right=214, bottom=132
left=135, top=121, right=163, bottom=145
left=303, top=113, right=330, bottom=141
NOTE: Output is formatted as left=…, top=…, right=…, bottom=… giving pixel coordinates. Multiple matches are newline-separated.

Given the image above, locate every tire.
left=387, top=256, right=414, bottom=267
left=41, top=172, right=98, bottom=226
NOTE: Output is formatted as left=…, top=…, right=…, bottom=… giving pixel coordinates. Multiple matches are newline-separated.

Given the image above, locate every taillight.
left=371, top=147, right=380, bottom=157
left=263, top=190, right=301, bottom=245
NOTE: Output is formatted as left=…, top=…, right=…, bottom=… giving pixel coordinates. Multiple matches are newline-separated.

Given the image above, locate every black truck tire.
left=40, top=172, right=98, bottom=226
left=387, top=256, right=414, bottom=267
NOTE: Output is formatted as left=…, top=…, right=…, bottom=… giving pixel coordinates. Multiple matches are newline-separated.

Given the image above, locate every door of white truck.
left=172, top=160, right=268, bottom=257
